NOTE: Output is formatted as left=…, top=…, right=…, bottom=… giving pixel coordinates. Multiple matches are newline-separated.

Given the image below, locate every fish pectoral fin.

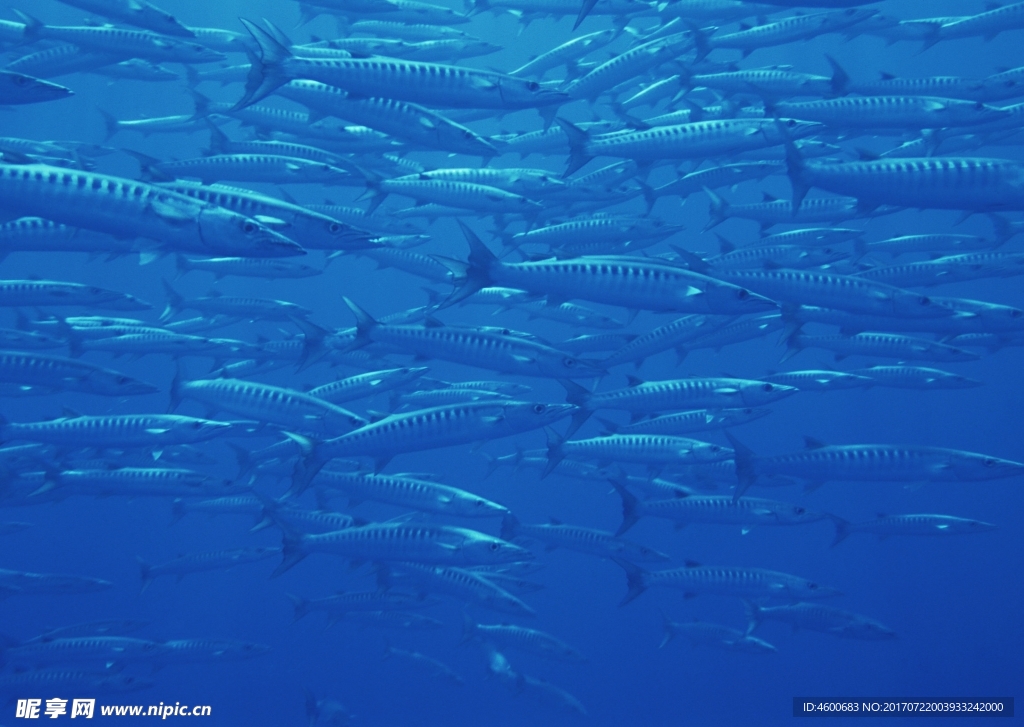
left=148, top=199, right=194, bottom=225
left=145, top=427, right=172, bottom=435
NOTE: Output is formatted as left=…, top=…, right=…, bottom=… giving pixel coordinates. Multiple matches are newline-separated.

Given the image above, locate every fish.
left=831, top=513, right=997, bottom=545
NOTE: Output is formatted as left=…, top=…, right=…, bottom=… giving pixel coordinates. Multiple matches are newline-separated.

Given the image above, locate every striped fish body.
left=801, top=158, right=1024, bottom=211
left=643, top=564, right=837, bottom=600
left=775, top=96, right=1008, bottom=129
left=0, top=164, right=298, bottom=257
left=790, top=332, right=980, bottom=362
left=316, top=470, right=507, bottom=517
left=749, top=444, right=1024, bottom=483
left=561, top=434, right=731, bottom=466
left=0, top=414, right=233, bottom=447
left=176, top=379, right=365, bottom=435
left=586, top=377, right=795, bottom=414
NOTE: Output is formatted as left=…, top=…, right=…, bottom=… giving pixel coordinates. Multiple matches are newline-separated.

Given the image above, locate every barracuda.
left=237, top=20, right=567, bottom=117
left=0, top=413, right=236, bottom=448
left=704, top=8, right=877, bottom=55
left=315, top=469, right=508, bottom=517
left=0, top=636, right=169, bottom=669
left=728, top=433, right=1024, bottom=498
left=617, top=558, right=841, bottom=605
left=45, top=467, right=230, bottom=499
left=386, top=562, right=534, bottom=616
left=849, top=365, right=982, bottom=389
left=558, top=117, right=822, bottom=175
left=545, top=430, right=732, bottom=474
left=308, top=367, right=427, bottom=404
left=560, top=376, right=796, bottom=433
left=446, top=224, right=776, bottom=315
left=600, top=407, right=771, bottom=436
left=500, top=514, right=670, bottom=562
left=463, top=618, right=584, bottom=660
left=277, top=80, right=496, bottom=156
left=510, top=29, right=615, bottom=77
left=55, top=0, right=195, bottom=37
left=0, top=350, right=157, bottom=396
left=775, top=95, right=1010, bottom=129
left=158, top=181, right=372, bottom=252
left=292, top=400, right=575, bottom=487
left=0, top=164, right=301, bottom=258
left=0, top=70, right=72, bottom=105
left=654, top=161, right=783, bottom=200
left=15, top=12, right=222, bottom=64
left=0, top=279, right=148, bottom=310
left=711, top=268, right=952, bottom=318
left=565, top=31, right=695, bottom=100
left=274, top=522, right=530, bottom=575
left=171, top=376, right=366, bottom=436
left=342, top=298, right=602, bottom=379
left=139, top=548, right=280, bottom=592
left=831, top=513, right=997, bottom=545
left=782, top=330, right=981, bottom=363
left=603, top=315, right=733, bottom=369
left=613, top=480, right=826, bottom=534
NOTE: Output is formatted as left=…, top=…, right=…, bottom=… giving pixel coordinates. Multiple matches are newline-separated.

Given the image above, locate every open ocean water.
left=0, top=0, right=1020, bottom=724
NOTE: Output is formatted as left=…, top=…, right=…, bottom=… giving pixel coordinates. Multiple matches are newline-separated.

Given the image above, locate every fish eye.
left=983, top=458, right=997, bottom=467
left=489, top=542, right=500, bottom=551
left=117, top=376, right=131, bottom=384
left=919, top=296, right=931, bottom=305
left=795, top=507, right=805, bottom=514
left=328, top=222, right=341, bottom=233
left=786, top=119, right=796, bottom=127
left=527, top=81, right=540, bottom=91
left=532, top=404, right=546, bottom=414
left=191, top=421, right=203, bottom=428
left=563, top=357, right=576, bottom=367
left=761, top=383, right=774, bottom=391
left=808, top=582, right=819, bottom=589
left=475, top=499, right=486, bottom=507
left=242, top=221, right=256, bottom=233
left=737, top=289, right=749, bottom=299
left=1012, top=309, right=1023, bottom=317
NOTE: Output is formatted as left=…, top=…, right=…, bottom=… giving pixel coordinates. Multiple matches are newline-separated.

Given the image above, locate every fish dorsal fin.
left=762, top=192, right=778, bottom=203
left=548, top=517, right=562, bottom=525
left=804, top=436, right=827, bottom=449
left=879, top=71, right=896, bottom=80
left=876, top=512, right=888, bottom=519
left=684, top=559, right=701, bottom=568
left=423, top=317, right=444, bottom=328
left=626, top=375, right=644, bottom=387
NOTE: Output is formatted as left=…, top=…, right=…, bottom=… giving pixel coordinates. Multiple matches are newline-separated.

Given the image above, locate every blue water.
left=1, top=0, right=1021, bottom=724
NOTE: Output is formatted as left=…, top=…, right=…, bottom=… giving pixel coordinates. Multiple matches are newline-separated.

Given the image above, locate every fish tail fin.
left=159, top=278, right=183, bottom=322
left=557, top=118, right=592, bottom=177
left=228, top=442, right=255, bottom=479
left=203, top=118, right=230, bottom=156
left=573, top=0, right=598, bottom=29
left=303, top=689, right=319, bottom=727
left=439, top=221, right=495, bottom=308
left=168, top=360, right=185, bottom=413
left=612, top=557, right=648, bottom=606
left=541, top=427, right=565, bottom=479
left=97, top=108, right=119, bottom=142
left=702, top=186, right=729, bottom=231
left=609, top=471, right=640, bottom=535
left=499, top=513, right=520, bottom=542
left=290, top=440, right=325, bottom=497
left=779, top=125, right=809, bottom=212
left=173, top=253, right=190, bottom=280
left=289, top=315, right=329, bottom=370
left=723, top=432, right=757, bottom=501
left=742, top=599, right=763, bottom=634
left=825, top=54, right=849, bottom=96
left=779, top=325, right=804, bottom=363
left=235, top=17, right=293, bottom=110
left=12, top=9, right=43, bottom=39
left=988, top=213, right=1014, bottom=246
left=829, top=515, right=852, bottom=547
left=272, top=528, right=307, bottom=578
left=558, top=379, right=591, bottom=436
left=287, top=593, right=310, bottom=622
left=342, top=297, right=376, bottom=351
left=460, top=613, right=478, bottom=644
left=136, top=557, right=152, bottom=595
left=169, top=498, right=186, bottom=525
left=657, top=607, right=676, bottom=648
left=123, top=149, right=170, bottom=183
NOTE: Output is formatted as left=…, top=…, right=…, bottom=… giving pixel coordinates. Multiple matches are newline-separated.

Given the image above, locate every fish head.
left=796, top=579, right=841, bottom=599
left=89, top=372, right=160, bottom=396
left=719, top=407, right=773, bottom=427
left=849, top=621, right=898, bottom=640
left=540, top=352, right=606, bottom=379
left=174, top=41, right=225, bottom=64
left=772, top=118, right=826, bottom=141
left=99, top=674, right=156, bottom=692
left=963, top=519, right=998, bottom=533
left=198, top=207, right=304, bottom=258
left=929, top=372, right=983, bottom=389
left=176, top=417, right=234, bottom=439
left=890, top=290, right=955, bottom=318
left=734, top=636, right=777, bottom=654
left=622, top=543, right=671, bottom=563
left=464, top=535, right=534, bottom=565
left=102, top=292, right=152, bottom=311
left=452, top=493, right=509, bottom=518
left=778, top=504, right=827, bottom=525
left=0, top=71, right=72, bottom=102
left=949, top=453, right=1024, bottom=481
left=502, top=402, right=577, bottom=430
left=488, top=591, right=536, bottom=617
left=740, top=381, right=798, bottom=405
left=687, top=441, right=733, bottom=463
left=701, top=280, right=778, bottom=314
left=207, top=640, right=271, bottom=659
